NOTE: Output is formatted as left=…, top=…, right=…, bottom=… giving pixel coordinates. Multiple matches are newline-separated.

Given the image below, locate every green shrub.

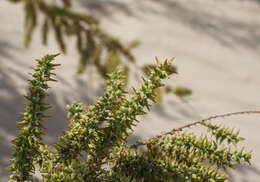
left=7, top=54, right=256, bottom=181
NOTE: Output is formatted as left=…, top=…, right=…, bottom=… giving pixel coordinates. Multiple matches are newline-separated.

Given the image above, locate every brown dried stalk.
left=132, top=110, right=260, bottom=148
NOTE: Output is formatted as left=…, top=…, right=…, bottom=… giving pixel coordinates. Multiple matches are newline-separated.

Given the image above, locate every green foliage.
left=172, top=87, right=192, bottom=97
left=142, top=63, right=192, bottom=103
left=8, top=0, right=135, bottom=79
left=7, top=54, right=253, bottom=182
left=7, top=54, right=60, bottom=181
left=8, top=0, right=191, bottom=100
left=202, top=122, right=245, bottom=145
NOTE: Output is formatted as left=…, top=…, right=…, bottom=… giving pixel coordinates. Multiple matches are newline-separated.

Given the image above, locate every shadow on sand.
left=79, top=0, right=260, bottom=53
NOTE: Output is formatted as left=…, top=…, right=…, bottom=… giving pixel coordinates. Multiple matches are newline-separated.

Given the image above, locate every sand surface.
left=1, top=0, right=260, bottom=181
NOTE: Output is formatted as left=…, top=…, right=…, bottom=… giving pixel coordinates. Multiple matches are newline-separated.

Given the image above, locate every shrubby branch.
left=7, top=54, right=257, bottom=182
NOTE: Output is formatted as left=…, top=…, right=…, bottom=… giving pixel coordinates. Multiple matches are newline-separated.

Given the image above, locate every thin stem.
left=132, top=110, right=260, bottom=148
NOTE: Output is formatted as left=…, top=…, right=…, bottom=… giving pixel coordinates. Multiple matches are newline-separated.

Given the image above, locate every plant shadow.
left=228, top=164, right=260, bottom=182
left=79, top=0, right=260, bottom=53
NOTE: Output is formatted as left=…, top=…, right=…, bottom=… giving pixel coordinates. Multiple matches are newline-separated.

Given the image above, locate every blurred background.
left=1, top=0, right=260, bottom=181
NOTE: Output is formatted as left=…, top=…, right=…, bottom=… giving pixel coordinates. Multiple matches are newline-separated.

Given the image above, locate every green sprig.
left=7, top=54, right=254, bottom=182
left=7, top=54, right=60, bottom=182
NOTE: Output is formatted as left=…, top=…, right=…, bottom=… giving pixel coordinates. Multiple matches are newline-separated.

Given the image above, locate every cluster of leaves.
left=8, top=54, right=252, bottom=182
left=142, top=64, right=192, bottom=103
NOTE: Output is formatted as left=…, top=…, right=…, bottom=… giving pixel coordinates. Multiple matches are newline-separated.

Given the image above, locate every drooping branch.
left=8, top=0, right=136, bottom=78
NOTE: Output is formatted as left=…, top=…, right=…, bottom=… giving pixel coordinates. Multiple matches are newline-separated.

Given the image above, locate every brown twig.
left=131, top=110, right=260, bottom=148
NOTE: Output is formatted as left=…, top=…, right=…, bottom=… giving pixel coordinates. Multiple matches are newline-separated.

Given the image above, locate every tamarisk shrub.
left=8, top=54, right=253, bottom=181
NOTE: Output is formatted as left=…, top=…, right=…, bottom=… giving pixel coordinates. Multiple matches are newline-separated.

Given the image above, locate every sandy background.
left=1, top=0, right=260, bottom=181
